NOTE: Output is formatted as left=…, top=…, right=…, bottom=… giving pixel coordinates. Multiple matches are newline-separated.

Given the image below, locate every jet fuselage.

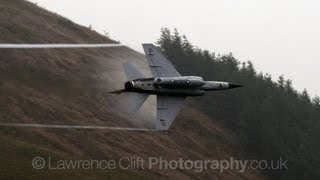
left=124, top=76, right=242, bottom=97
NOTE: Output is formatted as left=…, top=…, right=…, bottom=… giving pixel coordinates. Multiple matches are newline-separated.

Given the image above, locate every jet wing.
left=156, top=95, right=186, bottom=131
left=142, top=44, right=181, bottom=77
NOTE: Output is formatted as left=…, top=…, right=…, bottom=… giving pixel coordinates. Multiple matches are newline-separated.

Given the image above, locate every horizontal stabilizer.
left=128, top=93, right=149, bottom=112
left=122, top=62, right=145, bottom=80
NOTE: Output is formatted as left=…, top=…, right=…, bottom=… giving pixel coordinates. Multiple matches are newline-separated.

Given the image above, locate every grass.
left=4, top=24, right=33, bottom=41
left=0, top=133, right=153, bottom=180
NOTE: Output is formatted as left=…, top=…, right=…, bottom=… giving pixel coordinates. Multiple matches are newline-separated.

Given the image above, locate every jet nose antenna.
left=229, top=83, right=243, bottom=89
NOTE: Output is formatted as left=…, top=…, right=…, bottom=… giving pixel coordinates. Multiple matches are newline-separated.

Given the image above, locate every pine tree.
left=156, top=28, right=320, bottom=179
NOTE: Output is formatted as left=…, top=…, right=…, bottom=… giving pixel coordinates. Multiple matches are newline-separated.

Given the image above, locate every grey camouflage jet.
left=113, top=44, right=242, bottom=131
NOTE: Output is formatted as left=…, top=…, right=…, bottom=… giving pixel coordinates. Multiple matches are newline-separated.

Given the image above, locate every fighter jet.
left=114, top=44, right=242, bottom=131
left=0, top=43, right=242, bottom=131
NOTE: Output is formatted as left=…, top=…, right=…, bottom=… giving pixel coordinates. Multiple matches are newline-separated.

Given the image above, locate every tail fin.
left=122, top=62, right=145, bottom=80
left=122, top=62, right=148, bottom=112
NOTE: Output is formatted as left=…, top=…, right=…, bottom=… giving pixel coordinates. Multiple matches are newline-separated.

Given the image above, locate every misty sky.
left=29, top=0, right=320, bottom=97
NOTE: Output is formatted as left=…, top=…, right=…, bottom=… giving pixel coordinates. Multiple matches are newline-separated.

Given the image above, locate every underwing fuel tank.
left=154, top=76, right=205, bottom=88
left=200, top=81, right=243, bottom=91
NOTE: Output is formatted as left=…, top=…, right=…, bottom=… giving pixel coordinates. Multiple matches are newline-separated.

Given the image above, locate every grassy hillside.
left=0, top=0, right=265, bottom=179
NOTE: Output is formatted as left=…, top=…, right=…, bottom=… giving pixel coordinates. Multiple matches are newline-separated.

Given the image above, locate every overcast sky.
left=29, top=0, right=320, bottom=97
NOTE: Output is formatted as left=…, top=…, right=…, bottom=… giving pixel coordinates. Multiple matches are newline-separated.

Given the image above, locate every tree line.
left=157, top=28, right=320, bottom=180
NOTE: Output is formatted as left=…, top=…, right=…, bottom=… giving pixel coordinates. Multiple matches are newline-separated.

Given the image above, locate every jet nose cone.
left=229, top=83, right=243, bottom=89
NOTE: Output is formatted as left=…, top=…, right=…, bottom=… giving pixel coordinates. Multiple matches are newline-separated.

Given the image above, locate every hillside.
left=0, top=0, right=265, bottom=179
